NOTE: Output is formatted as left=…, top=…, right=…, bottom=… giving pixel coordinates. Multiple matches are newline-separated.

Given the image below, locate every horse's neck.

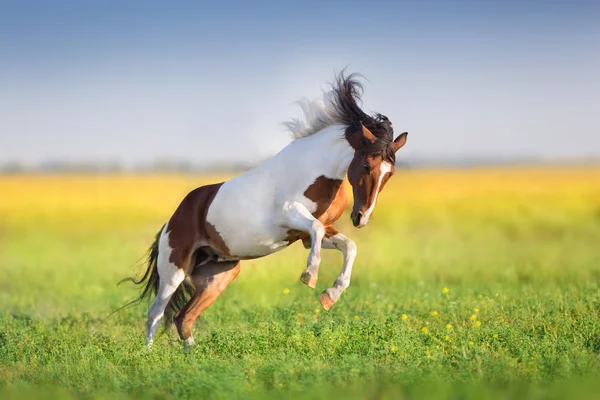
left=274, top=125, right=354, bottom=181
left=223, top=125, right=353, bottom=198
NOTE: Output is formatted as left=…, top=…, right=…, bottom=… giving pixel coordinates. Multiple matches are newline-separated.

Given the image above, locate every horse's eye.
left=364, top=163, right=371, bottom=172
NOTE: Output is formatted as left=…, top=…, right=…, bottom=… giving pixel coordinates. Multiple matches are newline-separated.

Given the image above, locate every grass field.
left=1, top=166, right=600, bottom=399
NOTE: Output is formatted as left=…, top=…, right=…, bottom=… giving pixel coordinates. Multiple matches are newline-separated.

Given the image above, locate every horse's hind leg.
left=145, top=229, right=188, bottom=350
left=174, top=260, right=240, bottom=348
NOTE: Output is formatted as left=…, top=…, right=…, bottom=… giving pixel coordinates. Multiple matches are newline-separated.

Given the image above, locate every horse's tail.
left=140, top=222, right=195, bottom=332
left=114, top=224, right=194, bottom=332
left=113, top=224, right=165, bottom=314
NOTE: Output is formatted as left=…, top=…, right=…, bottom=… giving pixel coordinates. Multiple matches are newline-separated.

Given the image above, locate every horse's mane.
left=283, top=72, right=368, bottom=140
left=283, top=71, right=397, bottom=163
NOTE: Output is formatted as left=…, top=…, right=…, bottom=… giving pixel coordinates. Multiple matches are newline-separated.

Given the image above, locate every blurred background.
left=1, top=0, right=599, bottom=172
left=1, top=2, right=600, bottom=399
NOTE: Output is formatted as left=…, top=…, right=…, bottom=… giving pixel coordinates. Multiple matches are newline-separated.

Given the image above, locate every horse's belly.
left=218, top=223, right=290, bottom=258
left=206, top=177, right=298, bottom=258
left=207, top=202, right=291, bottom=258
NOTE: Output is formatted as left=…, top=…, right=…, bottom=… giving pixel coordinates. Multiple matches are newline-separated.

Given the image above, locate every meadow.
left=1, top=166, right=600, bottom=399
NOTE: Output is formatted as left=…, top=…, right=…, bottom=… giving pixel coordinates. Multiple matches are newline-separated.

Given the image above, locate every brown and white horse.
left=130, top=73, right=408, bottom=349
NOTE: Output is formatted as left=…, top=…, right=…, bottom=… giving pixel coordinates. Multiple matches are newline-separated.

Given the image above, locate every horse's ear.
left=360, top=123, right=377, bottom=144
left=391, top=132, right=408, bottom=152
left=347, top=123, right=376, bottom=149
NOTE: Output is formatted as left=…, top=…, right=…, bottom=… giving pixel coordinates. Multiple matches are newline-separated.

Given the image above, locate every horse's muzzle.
left=351, top=211, right=363, bottom=228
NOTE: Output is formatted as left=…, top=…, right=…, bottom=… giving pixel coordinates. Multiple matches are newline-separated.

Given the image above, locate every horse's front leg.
left=281, top=201, right=326, bottom=288
left=319, top=228, right=357, bottom=311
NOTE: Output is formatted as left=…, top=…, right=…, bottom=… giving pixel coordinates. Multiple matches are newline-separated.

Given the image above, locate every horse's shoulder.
left=316, top=181, right=347, bottom=226
left=302, top=175, right=346, bottom=221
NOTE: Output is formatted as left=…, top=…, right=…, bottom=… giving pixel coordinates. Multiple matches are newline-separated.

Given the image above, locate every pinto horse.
left=130, top=73, right=408, bottom=349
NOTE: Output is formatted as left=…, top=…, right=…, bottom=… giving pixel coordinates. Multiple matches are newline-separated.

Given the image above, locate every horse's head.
left=346, top=116, right=408, bottom=228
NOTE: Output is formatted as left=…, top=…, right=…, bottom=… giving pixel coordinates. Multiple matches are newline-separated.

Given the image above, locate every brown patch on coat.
left=324, top=226, right=339, bottom=238
left=174, top=260, right=241, bottom=340
left=303, top=175, right=344, bottom=219
left=165, top=183, right=231, bottom=269
left=316, top=181, right=347, bottom=226
left=285, top=178, right=349, bottom=247
left=205, top=222, right=231, bottom=256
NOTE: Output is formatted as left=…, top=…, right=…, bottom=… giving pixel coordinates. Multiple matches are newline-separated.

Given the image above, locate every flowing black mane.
left=332, top=73, right=396, bottom=164
left=283, top=71, right=396, bottom=164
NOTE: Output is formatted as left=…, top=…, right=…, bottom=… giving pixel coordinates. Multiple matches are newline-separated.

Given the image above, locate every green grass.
left=1, top=170, right=600, bottom=399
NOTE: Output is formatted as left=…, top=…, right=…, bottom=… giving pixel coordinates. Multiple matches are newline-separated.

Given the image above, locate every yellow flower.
left=444, top=335, right=450, bottom=341
left=468, top=341, right=474, bottom=346
left=390, top=345, right=398, bottom=352
left=401, top=314, right=408, bottom=320
left=446, top=324, right=453, bottom=330
left=493, top=333, right=499, bottom=339
left=474, top=308, right=480, bottom=313
left=474, top=321, right=482, bottom=327
left=353, top=315, right=360, bottom=321
left=470, top=314, right=477, bottom=321
left=431, top=311, right=439, bottom=317
left=283, top=288, right=290, bottom=295
left=314, top=308, right=320, bottom=314
left=421, top=327, right=428, bottom=334
left=442, top=287, right=450, bottom=294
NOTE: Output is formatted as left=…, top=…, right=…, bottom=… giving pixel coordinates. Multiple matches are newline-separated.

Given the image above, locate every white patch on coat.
left=206, top=125, right=354, bottom=258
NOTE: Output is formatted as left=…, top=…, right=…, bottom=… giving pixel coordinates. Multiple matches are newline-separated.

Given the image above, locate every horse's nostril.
left=351, top=212, right=362, bottom=227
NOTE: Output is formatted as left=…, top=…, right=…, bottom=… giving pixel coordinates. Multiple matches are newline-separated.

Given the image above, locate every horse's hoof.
left=300, top=270, right=317, bottom=289
left=183, top=337, right=196, bottom=352
left=320, top=291, right=335, bottom=311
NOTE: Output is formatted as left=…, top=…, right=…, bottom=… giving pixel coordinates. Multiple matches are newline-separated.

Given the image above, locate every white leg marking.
left=145, top=227, right=185, bottom=350
left=281, top=201, right=326, bottom=283
left=321, top=233, right=357, bottom=304
left=361, top=161, right=392, bottom=226
left=184, top=336, right=196, bottom=351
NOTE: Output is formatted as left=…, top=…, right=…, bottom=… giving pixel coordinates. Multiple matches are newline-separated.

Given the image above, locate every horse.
left=128, top=72, right=408, bottom=350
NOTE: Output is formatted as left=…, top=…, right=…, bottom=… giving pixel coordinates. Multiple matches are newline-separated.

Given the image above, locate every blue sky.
left=1, top=0, right=599, bottom=166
